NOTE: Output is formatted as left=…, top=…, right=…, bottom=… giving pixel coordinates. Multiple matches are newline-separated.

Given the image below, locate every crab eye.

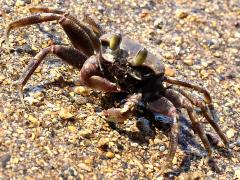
left=109, top=34, right=122, bottom=50
left=132, top=48, right=148, bottom=66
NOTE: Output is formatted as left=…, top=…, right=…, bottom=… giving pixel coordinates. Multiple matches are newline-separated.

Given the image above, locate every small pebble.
left=175, top=9, right=188, bottom=19
left=1, top=153, right=11, bottom=168
left=235, top=168, right=240, bottom=179
left=165, top=67, right=175, bottom=77
left=183, top=58, right=194, bottom=66
left=78, top=129, right=92, bottom=139
left=226, top=129, right=236, bottom=139
left=74, top=95, right=88, bottom=105
left=28, top=115, right=40, bottom=127
left=105, top=151, right=115, bottom=159
left=0, top=112, right=4, bottom=121
left=0, top=75, right=5, bottom=84
left=15, top=0, right=25, bottom=7
left=59, top=108, right=74, bottom=120
left=163, top=52, right=174, bottom=59
left=159, top=145, right=166, bottom=152
left=236, top=139, right=240, bottom=147
left=74, top=86, right=91, bottom=96
left=68, top=125, right=77, bottom=132
left=2, top=5, right=11, bottom=14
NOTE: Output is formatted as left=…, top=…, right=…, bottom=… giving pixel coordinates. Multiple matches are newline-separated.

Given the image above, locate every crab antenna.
left=132, top=48, right=148, bottom=66
left=109, top=34, right=122, bottom=51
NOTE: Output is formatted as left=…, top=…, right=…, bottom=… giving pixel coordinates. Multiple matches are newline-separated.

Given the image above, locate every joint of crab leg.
left=109, top=34, right=122, bottom=51
left=131, top=47, right=148, bottom=66
left=83, top=13, right=104, bottom=35
left=5, top=14, right=62, bottom=53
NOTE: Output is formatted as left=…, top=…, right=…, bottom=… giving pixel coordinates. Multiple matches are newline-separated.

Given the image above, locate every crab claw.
left=109, top=34, right=122, bottom=51
left=131, top=47, right=148, bottom=66
left=100, top=108, right=126, bottom=123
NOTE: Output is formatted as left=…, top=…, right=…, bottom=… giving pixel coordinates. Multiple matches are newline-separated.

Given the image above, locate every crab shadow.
left=103, top=96, right=231, bottom=177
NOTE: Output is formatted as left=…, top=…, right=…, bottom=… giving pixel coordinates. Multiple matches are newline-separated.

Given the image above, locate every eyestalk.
left=132, top=48, right=148, bottom=66
left=109, top=34, right=122, bottom=51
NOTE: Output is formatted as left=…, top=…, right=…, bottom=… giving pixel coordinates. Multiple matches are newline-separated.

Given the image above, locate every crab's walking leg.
left=5, top=14, right=62, bottom=51
left=29, top=7, right=65, bottom=14
left=164, top=77, right=217, bottom=122
left=6, top=14, right=96, bottom=57
left=164, top=89, right=212, bottom=156
left=101, top=93, right=142, bottom=122
left=147, top=97, right=179, bottom=171
left=30, top=7, right=101, bottom=51
left=28, top=7, right=104, bottom=36
left=18, top=45, right=87, bottom=106
left=59, top=17, right=95, bottom=57
left=27, top=7, right=103, bottom=69
left=174, top=88, right=228, bottom=146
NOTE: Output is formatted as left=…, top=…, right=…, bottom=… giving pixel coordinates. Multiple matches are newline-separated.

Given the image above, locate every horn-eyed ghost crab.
left=6, top=7, right=228, bottom=171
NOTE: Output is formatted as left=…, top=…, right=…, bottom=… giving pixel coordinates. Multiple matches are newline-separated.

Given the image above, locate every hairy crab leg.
left=29, top=7, right=65, bottom=14
left=147, top=97, right=179, bottom=172
left=17, top=45, right=87, bottom=106
left=174, top=88, right=228, bottom=146
left=101, top=93, right=142, bottom=122
left=59, top=17, right=94, bottom=57
left=164, top=89, right=213, bottom=156
left=164, top=77, right=217, bottom=122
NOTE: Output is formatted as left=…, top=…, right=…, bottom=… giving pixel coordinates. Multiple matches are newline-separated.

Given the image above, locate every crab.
left=6, top=7, right=228, bottom=171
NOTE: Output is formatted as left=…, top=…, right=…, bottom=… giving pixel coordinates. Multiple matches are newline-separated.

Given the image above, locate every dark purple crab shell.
left=100, top=34, right=165, bottom=78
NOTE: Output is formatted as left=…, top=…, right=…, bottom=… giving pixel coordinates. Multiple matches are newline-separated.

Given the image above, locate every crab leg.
left=6, top=14, right=96, bottom=57
left=59, top=17, right=94, bottom=56
left=164, top=89, right=213, bottom=156
left=17, top=45, right=87, bottom=106
left=101, top=93, right=142, bottom=122
left=29, top=6, right=101, bottom=51
left=29, top=7, right=65, bottom=14
left=174, top=88, right=228, bottom=146
left=5, top=13, right=62, bottom=51
left=164, top=77, right=217, bottom=122
left=28, top=7, right=104, bottom=36
left=147, top=97, right=179, bottom=171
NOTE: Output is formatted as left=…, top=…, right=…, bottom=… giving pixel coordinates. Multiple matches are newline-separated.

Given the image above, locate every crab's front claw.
left=100, top=93, right=142, bottom=123
left=101, top=108, right=126, bottom=123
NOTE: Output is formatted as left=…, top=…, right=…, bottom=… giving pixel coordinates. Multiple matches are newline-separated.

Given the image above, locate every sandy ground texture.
left=0, top=0, right=240, bottom=179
